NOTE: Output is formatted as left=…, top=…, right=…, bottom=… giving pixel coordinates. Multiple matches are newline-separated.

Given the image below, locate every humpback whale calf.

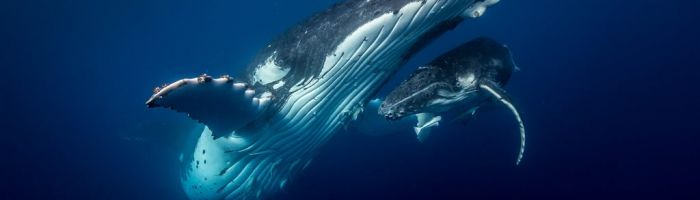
left=146, top=0, right=501, bottom=199
left=378, top=37, right=525, bottom=164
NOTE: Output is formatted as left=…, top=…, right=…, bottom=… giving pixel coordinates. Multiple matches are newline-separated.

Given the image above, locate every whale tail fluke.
left=479, top=80, right=526, bottom=165
left=146, top=74, right=272, bottom=138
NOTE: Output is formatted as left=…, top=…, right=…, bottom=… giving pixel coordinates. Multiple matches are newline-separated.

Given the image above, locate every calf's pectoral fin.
left=145, top=74, right=270, bottom=139
left=479, top=80, right=526, bottom=165
left=414, top=113, right=442, bottom=142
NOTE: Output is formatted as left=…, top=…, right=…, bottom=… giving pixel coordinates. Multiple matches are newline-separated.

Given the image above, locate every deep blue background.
left=2, top=0, right=699, bottom=199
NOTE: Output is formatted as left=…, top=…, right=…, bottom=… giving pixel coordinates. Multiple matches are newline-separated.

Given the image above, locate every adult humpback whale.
left=377, top=37, right=525, bottom=164
left=146, top=0, right=501, bottom=199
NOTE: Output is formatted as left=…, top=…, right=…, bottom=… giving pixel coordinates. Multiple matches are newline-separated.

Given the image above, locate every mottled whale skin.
left=146, top=0, right=501, bottom=199
left=378, top=37, right=525, bottom=164
left=379, top=37, right=514, bottom=119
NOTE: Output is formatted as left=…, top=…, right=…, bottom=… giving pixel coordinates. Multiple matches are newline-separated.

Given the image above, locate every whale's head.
left=379, top=37, right=515, bottom=120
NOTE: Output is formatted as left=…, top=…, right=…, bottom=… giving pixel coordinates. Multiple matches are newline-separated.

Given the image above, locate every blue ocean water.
left=2, top=0, right=699, bottom=199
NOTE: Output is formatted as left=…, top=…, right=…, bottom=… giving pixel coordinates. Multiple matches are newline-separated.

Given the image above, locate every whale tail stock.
left=146, top=74, right=271, bottom=139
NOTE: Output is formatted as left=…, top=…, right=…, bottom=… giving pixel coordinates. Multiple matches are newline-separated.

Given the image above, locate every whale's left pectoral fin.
left=146, top=75, right=271, bottom=138
left=479, top=80, right=526, bottom=165
left=414, top=113, right=442, bottom=142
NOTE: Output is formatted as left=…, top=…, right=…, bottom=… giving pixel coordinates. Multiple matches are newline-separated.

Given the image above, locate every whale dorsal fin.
left=146, top=75, right=271, bottom=138
left=479, top=80, right=526, bottom=165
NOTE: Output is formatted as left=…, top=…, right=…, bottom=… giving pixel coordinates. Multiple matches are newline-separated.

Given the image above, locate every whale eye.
left=473, top=10, right=482, bottom=18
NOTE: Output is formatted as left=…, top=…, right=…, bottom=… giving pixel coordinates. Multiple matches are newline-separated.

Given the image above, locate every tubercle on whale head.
left=378, top=66, right=455, bottom=121
left=379, top=103, right=417, bottom=121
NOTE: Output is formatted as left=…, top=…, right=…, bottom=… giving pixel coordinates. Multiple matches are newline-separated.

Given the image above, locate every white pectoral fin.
left=414, top=113, right=442, bottom=142
left=480, top=80, right=526, bottom=165
left=146, top=74, right=271, bottom=138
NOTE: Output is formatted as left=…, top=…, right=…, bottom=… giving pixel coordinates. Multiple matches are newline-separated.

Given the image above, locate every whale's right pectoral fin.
left=146, top=74, right=271, bottom=138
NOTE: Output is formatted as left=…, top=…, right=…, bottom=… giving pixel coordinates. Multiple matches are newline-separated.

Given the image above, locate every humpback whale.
left=378, top=37, right=525, bottom=164
left=145, top=0, right=501, bottom=199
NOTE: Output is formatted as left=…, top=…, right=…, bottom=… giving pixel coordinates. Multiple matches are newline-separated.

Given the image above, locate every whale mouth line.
left=389, top=82, right=450, bottom=107
left=380, top=82, right=451, bottom=119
